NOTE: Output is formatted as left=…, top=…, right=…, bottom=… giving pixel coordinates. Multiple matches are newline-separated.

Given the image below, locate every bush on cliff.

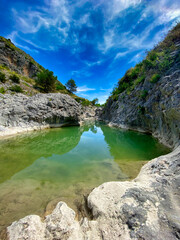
left=75, top=97, right=91, bottom=106
left=0, top=87, right=5, bottom=94
left=56, top=81, right=66, bottom=91
left=0, top=72, right=6, bottom=83
left=9, top=74, right=20, bottom=83
left=9, top=85, right=23, bottom=93
left=36, top=69, right=57, bottom=93
left=150, top=74, right=161, bottom=83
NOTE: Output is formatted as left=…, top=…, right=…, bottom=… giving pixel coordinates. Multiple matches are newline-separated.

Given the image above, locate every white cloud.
left=106, top=0, right=142, bottom=18
left=6, top=31, right=39, bottom=53
left=77, top=86, right=96, bottom=92
left=85, top=60, right=104, bottom=67
left=98, top=30, right=115, bottom=53
left=115, top=51, right=129, bottom=59
left=11, top=0, right=71, bottom=50
left=128, top=51, right=145, bottom=64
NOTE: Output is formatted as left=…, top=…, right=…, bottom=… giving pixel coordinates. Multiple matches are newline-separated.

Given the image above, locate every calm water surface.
left=0, top=122, right=170, bottom=233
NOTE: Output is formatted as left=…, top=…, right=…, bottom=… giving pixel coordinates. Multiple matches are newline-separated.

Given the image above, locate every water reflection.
left=0, top=123, right=170, bottom=233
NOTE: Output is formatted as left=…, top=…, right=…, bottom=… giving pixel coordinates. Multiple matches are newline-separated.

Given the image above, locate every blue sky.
left=0, top=0, right=180, bottom=103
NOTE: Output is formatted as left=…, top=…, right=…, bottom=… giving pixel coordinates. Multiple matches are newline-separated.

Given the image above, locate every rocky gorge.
left=3, top=77, right=180, bottom=240
left=0, top=25, right=180, bottom=239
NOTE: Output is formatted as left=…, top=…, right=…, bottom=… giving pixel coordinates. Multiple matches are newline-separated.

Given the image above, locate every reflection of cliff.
left=0, top=126, right=88, bottom=183
left=100, top=124, right=170, bottom=161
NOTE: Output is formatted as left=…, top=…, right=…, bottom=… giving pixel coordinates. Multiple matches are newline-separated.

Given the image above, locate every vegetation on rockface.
left=74, top=97, right=102, bottom=107
left=9, top=74, right=20, bottom=83
left=74, top=97, right=92, bottom=106
left=150, top=74, right=161, bottom=83
left=110, top=23, right=180, bottom=102
left=91, top=98, right=98, bottom=106
left=0, top=72, right=6, bottom=83
left=65, top=79, right=77, bottom=93
left=9, top=85, right=23, bottom=93
left=35, top=69, right=57, bottom=93
left=55, top=81, right=66, bottom=91
left=0, top=36, right=43, bottom=71
left=0, top=87, right=5, bottom=94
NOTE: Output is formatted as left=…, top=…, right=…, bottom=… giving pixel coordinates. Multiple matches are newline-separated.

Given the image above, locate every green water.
left=0, top=122, right=170, bottom=233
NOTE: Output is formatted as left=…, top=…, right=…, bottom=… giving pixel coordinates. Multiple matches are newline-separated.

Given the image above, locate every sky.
left=0, top=0, right=180, bottom=103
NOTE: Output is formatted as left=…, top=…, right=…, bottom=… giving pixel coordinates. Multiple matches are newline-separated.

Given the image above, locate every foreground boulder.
left=7, top=146, right=180, bottom=240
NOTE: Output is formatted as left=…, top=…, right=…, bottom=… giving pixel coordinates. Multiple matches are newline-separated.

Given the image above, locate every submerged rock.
left=7, top=146, right=180, bottom=240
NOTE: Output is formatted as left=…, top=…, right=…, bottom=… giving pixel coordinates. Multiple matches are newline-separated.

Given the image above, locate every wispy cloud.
left=3, top=0, right=180, bottom=103
left=77, top=86, right=96, bottom=92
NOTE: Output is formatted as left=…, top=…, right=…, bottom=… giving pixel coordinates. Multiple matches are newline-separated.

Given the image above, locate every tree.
left=36, top=69, right=57, bottom=93
left=65, top=79, right=77, bottom=93
left=91, top=98, right=98, bottom=106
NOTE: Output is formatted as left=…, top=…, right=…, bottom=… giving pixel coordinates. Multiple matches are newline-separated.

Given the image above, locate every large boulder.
left=0, top=93, right=83, bottom=136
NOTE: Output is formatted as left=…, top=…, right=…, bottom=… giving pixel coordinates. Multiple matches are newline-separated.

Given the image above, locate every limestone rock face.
left=7, top=215, right=45, bottom=240
left=0, top=93, right=79, bottom=136
left=0, top=93, right=100, bottom=137
left=101, top=68, right=180, bottom=149
left=0, top=37, right=41, bottom=78
left=7, top=146, right=180, bottom=240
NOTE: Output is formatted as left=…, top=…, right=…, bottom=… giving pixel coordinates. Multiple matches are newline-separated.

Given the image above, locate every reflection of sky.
left=73, top=126, right=112, bottom=160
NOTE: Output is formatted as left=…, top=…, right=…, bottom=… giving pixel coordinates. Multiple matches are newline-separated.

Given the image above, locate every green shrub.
left=150, top=74, right=161, bottom=83
left=142, top=59, right=154, bottom=70
left=10, top=74, right=20, bottom=83
left=91, top=98, right=98, bottom=105
left=148, top=51, right=158, bottom=61
left=0, top=87, right=5, bottom=94
left=158, top=55, right=173, bottom=72
left=75, top=97, right=91, bottom=106
left=9, top=85, right=23, bottom=93
left=36, top=69, right=57, bottom=93
left=140, top=90, right=148, bottom=99
left=112, top=94, right=119, bottom=101
left=0, top=72, right=6, bottom=83
left=56, top=82, right=66, bottom=91
left=134, top=75, right=145, bottom=85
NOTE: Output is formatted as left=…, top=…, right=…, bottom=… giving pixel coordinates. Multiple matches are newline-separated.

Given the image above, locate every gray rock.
left=0, top=38, right=40, bottom=78
left=0, top=93, right=99, bottom=137
left=101, top=68, right=180, bottom=149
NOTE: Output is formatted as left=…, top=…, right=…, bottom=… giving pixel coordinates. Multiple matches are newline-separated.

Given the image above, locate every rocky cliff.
left=0, top=93, right=99, bottom=137
left=0, top=37, right=43, bottom=78
left=101, top=24, right=180, bottom=149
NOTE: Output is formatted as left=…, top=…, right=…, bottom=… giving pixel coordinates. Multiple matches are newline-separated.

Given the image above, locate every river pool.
left=0, top=122, right=170, bottom=234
